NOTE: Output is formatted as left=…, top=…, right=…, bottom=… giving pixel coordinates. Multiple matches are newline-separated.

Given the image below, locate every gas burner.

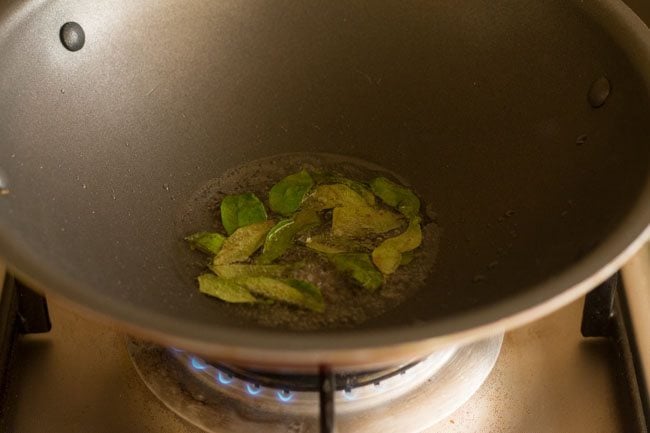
left=127, top=334, right=503, bottom=433
left=212, top=358, right=427, bottom=392
left=171, top=348, right=456, bottom=414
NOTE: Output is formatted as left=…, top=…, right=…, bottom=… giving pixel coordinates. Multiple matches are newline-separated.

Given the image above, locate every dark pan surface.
left=0, top=0, right=648, bottom=358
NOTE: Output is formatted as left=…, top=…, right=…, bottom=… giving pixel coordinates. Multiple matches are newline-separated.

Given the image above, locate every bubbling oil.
left=176, top=153, right=440, bottom=331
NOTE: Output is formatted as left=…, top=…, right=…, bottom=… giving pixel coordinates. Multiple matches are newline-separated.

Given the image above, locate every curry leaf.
left=372, top=217, right=422, bottom=274
left=369, top=177, right=420, bottom=218
left=258, top=219, right=294, bottom=263
left=305, top=235, right=349, bottom=254
left=231, top=276, right=324, bottom=312
left=400, top=251, right=415, bottom=265
left=268, top=169, right=314, bottom=216
left=330, top=253, right=383, bottom=291
left=213, top=220, right=275, bottom=265
left=220, top=193, right=268, bottom=235
left=285, top=279, right=325, bottom=312
left=302, top=184, right=369, bottom=211
left=346, top=182, right=376, bottom=206
left=198, top=274, right=258, bottom=303
left=185, top=232, right=226, bottom=255
left=258, top=210, right=320, bottom=264
left=305, top=234, right=370, bottom=254
left=312, top=172, right=375, bottom=206
left=331, top=206, right=403, bottom=238
left=209, top=263, right=288, bottom=278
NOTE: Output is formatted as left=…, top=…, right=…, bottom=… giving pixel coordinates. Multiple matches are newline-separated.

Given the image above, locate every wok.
left=0, top=0, right=649, bottom=368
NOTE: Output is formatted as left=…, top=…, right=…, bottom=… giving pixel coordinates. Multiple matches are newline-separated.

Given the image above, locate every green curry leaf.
left=184, top=232, right=226, bottom=255
left=305, top=234, right=369, bottom=254
left=302, top=184, right=369, bottom=211
left=268, top=169, right=314, bottom=216
left=305, top=235, right=349, bottom=254
left=400, top=251, right=415, bottom=265
left=257, top=219, right=294, bottom=264
left=213, top=220, right=275, bottom=265
left=330, top=253, right=383, bottom=291
left=311, top=172, right=375, bottom=206
left=231, top=276, right=324, bottom=312
left=372, top=217, right=422, bottom=274
left=209, top=263, right=288, bottom=278
left=220, top=193, right=268, bottom=235
left=331, top=206, right=403, bottom=238
left=285, top=279, right=325, bottom=312
left=258, top=210, right=320, bottom=264
left=198, top=274, right=258, bottom=303
left=369, top=177, right=420, bottom=218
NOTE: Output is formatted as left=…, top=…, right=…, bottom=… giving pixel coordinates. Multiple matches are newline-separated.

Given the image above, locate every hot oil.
left=176, top=153, right=441, bottom=331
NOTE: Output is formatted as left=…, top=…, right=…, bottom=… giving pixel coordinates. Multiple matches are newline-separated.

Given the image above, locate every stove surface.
left=0, top=290, right=634, bottom=433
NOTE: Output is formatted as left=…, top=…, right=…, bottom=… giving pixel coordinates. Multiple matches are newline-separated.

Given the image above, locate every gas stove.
left=0, top=244, right=648, bottom=432
left=126, top=334, right=502, bottom=433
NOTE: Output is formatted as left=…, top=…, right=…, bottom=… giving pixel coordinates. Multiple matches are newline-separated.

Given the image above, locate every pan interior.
left=175, top=152, right=441, bottom=330
left=0, top=0, right=648, bottom=343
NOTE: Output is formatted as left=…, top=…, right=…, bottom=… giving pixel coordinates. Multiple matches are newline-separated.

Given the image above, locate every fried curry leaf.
left=330, top=253, right=383, bottom=291
left=311, top=172, right=376, bottom=206
left=184, top=232, right=226, bottom=255
left=268, top=169, right=314, bottom=216
left=198, top=274, right=258, bottom=303
left=400, top=251, right=415, bottom=265
left=285, top=279, right=325, bottom=312
left=220, top=193, right=268, bottom=235
left=331, top=206, right=403, bottom=238
left=369, top=177, right=420, bottom=218
left=257, top=219, right=293, bottom=263
left=213, top=220, right=275, bottom=265
left=305, top=233, right=371, bottom=254
left=372, top=217, right=423, bottom=274
left=345, top=181, right=376, bottom=206
left=302, top=184, right=369, bottom=211
left=258, top=210, right=321, bottom=264
left=209, top=263, right=288, bottom=278
left=231, top=276, right=324, bottom=312
left=305, top=235, right=349, bottom=254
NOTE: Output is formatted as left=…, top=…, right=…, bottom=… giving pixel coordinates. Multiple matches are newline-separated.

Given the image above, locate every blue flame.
left=217, top=371, right=233, bottom=385
left=246, top=383, right=262, bottom=395
left=276, top=390, right=294, bottom=403
left=190, top=356, right=207, bottom=370
left=343, top=389, right=356, bottom=400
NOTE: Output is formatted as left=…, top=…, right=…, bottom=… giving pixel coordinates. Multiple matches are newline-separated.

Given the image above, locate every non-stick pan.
left=0, top=0, right=649, bottom=367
